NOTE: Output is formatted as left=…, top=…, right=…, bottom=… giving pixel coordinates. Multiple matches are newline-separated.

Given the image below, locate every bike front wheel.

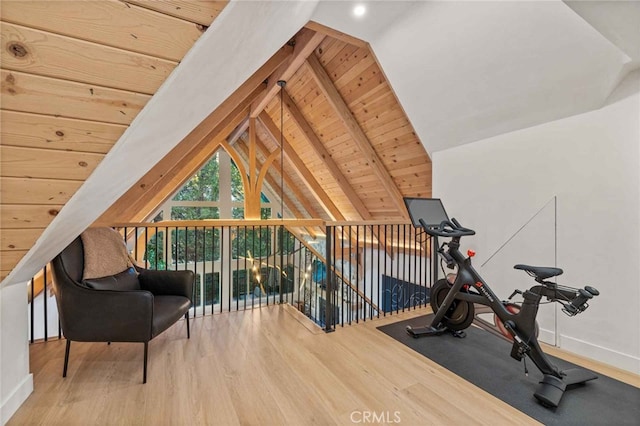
left=430, top=278, right=475, bottom=331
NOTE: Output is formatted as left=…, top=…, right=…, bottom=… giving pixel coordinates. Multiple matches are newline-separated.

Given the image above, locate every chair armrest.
left=59, top=288, right=154, bottom=342
left=136, top=268, right=194, bottom=299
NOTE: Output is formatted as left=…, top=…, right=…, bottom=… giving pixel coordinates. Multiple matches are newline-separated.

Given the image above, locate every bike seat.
left=514, top=264, right=563, bottom=280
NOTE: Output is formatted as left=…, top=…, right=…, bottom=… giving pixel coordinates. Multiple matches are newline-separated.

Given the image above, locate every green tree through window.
left=145, top=151, right=280, bottom=266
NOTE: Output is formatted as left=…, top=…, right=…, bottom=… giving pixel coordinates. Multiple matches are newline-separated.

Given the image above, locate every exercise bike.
left=403, top=198, right=600, bottom=408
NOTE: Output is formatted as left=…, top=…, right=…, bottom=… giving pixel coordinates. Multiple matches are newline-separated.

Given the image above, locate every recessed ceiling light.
left=353, top=4, right=366, bottom=18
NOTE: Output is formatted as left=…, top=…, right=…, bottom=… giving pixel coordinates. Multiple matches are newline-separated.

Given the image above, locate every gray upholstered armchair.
left=50, top=229, right=194, bottom=383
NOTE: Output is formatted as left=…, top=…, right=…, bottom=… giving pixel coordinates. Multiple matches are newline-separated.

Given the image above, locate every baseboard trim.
left=1, top=373, right=33, bottom=425
left=538, top=327, right=555, bottom=345
left=559, top=334, right=640, bottom=375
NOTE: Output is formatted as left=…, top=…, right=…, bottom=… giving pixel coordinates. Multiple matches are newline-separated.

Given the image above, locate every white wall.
left=1, top=282, right=33, bottom=425
left=433, top=71, right=640, bottom=373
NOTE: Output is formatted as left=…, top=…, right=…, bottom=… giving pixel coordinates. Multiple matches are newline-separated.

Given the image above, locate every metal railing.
left=322, top=222, right=434, bottom=331
left=121, top=220, right=325, bottom=322
left=28, top=219, right=434, bottom=341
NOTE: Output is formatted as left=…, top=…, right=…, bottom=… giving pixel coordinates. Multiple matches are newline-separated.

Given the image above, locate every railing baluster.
left=30, top=277, right=34, bottom=344
left=402, top=223, right=406, bottom=313
left=354, top=225, right=359, bottom=324
left=154, top=226, right=158, bottom=270
left=29, top=220, right=435, bottom=343
left=324, top=223, right=332, bottom=332
left=134, top=228, right=139, bottom=264
left=243, top=226, right=247, bottom=311
left=43, top=265, right=48, bottom=342
left=166, top=226, right=169, bottom=268
left=211, top=226, right=220, bottom=315
left=144, top=227, right=149, bottom=269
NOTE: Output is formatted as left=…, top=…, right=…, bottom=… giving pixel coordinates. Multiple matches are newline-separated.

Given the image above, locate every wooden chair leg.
left=63, top=339, right=71, bottom=378
left=185, top=312, right=190, bottom=339
left=143, top=342, right=148, bottom=384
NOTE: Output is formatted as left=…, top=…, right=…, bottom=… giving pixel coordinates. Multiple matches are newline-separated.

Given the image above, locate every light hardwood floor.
left=8, top=305, right=639, bottom=425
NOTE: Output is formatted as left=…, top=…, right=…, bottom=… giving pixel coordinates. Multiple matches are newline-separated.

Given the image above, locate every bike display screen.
left=404, top=197, right=450, bottom=228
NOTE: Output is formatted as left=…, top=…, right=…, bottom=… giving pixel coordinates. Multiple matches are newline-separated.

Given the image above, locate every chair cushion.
left=151, top=295, right=191, bottom=338
left=84, top=267, right=141, bottom=291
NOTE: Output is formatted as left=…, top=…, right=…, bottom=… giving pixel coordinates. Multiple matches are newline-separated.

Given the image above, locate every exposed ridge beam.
left=280, top=90, right=370, bottom=220
left=250, top=28, right=325, bottom=118
left=305, top=54, right=409, bottom=220
left=258, top=111, right=342, bottom=221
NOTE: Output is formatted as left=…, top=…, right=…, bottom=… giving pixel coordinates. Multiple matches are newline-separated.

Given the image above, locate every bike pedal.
left=450, top=330, right=466, bottom=338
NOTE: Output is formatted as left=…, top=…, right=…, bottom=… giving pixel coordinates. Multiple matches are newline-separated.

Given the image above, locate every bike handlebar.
left=419, top=218, right=476, bottom=238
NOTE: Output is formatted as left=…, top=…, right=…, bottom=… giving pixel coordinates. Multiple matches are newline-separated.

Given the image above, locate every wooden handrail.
left=107, top=219, right=324, bottom=228
left=106, top=219, right=428, bottom=258
left=107, top=218, right=414, bottom=228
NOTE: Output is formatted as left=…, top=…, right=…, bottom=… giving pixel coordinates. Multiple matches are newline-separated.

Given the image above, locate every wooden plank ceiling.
left=0, top=2, right=432, bottom=281
left=0, top=1, right=228, bottom=280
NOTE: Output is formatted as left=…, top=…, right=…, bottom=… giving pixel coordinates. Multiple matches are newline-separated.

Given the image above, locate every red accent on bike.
left=467, top=249, right=476, bottom=257
left=475, top=281, right=483, bottom=288
left=463, top=284, right=469, bottom=291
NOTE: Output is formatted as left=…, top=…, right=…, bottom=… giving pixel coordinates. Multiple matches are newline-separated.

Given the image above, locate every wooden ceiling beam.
left=274, top=95, right=390, bottom=256
left=227, top=117, right=249, bottom=145
left=305, top=54, right=409, bottom=220
left=280, top=90, right=371, bottom=221
left=98, top=87, right=259, bottom=224
left=98, top=103, right=250, bottom=225
left=279, top=92, right=394, bottom=257
left=235, top=138, right=317, bottom=238
left=236, top=138, right=287, bottom=211
left=250, top=28, right=325, bottom=118
left=253, top=124, right=322, bottom=220
left=97, top=44, right=292, bottom=223
left=134, top=106, right=252, bottom=223
left=257, top=111, right=343, bottom=221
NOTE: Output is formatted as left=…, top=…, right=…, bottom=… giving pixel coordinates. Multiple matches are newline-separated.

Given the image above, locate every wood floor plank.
left=10, top=306, right=637, bottom=425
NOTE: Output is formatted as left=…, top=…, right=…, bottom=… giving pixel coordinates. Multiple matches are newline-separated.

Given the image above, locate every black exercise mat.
left=378, top=315, right=640, bottom=425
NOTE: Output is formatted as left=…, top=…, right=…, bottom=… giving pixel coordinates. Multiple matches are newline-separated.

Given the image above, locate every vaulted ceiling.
left=96, top=24, right=431, bottom=227
left=1, top=1, right=430, bottom=282
left=1, top=1, right=637, bottom=286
